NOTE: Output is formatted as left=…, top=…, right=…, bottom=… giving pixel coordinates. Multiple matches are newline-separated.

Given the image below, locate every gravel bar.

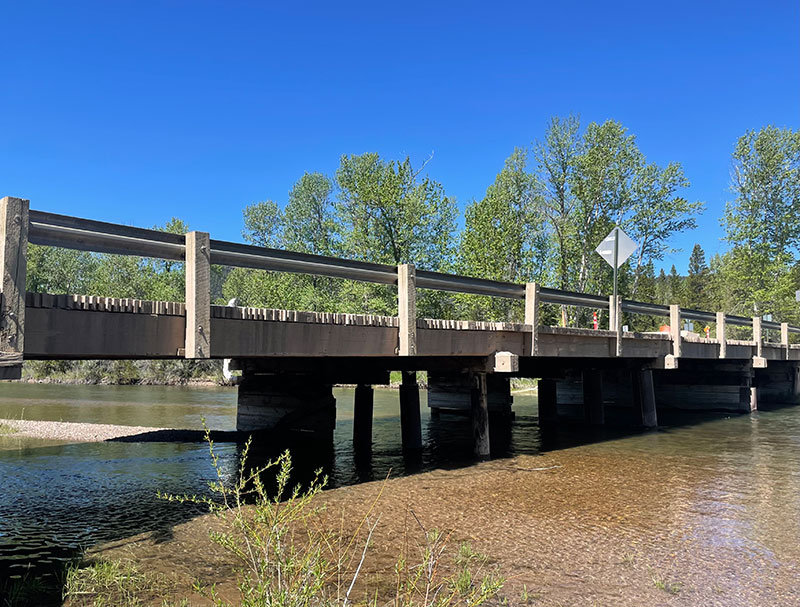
left=0, top=419, right=241, bottom=443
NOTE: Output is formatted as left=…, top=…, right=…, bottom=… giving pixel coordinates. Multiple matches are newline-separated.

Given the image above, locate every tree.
left=684, top=244, right=709, bottom=309
left=625, top=162, right=702, bottom=297
left=458, top=148, right=548, bottom=320
left=335, top=153, right=457, bottom=316
left=716, top=126, right=800, bottom=319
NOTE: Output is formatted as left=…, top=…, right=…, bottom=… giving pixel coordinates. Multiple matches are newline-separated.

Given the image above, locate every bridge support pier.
left=236, top=373, right=336, bottom=436
left=632, top=368, right=658, bottom=428
left=582, top=369, right=604, bottom=425
left=427, top=372, right=513, bottom=417
left=470, top=372, right=490, bottom=458
left=754, top=362, right=800, bottom=406
left=399, top=371, right=422, bottom=450
left=353, top=384, right=374, bottom=447
left=654, top=362, right=757, bottom=413
left=537, top=379, right=558, bottom=426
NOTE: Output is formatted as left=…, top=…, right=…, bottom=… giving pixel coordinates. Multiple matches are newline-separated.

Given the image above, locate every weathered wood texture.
left=427, top=372, right=512, bottom=414
left=1, top=197, right=29, bottom=355
left=236, top=374, right=336, bottom=433
left=185, top=231, right=211, bottom=359
left=525, top=282, right=539, bottom=355
left=582, top=369, right=604, bottom=425
left=537, top=379, right=558, bottom=426
left=470, top=373, right=490, bottom=457
left=399, top=371, right=422, bottom=450
left=632, top=368, right=658, bottom=427
left=353, top=384, right=374, bottom=446
left=398, top=264, right=416, bottom=356
left=717, top=312, right=727, bottom=359
left=23, top=308, right=185, bottom=358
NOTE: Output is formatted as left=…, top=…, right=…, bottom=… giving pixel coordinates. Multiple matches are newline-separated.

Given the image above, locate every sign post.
left=595, top=226, right=638, bottom=299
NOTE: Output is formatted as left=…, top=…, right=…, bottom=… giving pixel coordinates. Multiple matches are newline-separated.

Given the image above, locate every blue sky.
left=2, top=1, right=798, bottom=273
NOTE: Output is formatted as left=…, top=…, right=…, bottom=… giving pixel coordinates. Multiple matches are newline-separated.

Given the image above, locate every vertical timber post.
left=398, top=264, right=417, bottom=356
left=666, top=304, right=681, bottom=368
left=399, top=371, right=422, bottom=450
left=0, top=197, right=29, bottom=370
left=353, top=384, right=374, bottom=447
left=608, top=295, right=617, bottom=331
left=537, top=378, right=558, bottom=426
left=185, top=231, right=211, bottom=358
left=470, top=372, right=490, bottom=457
left=582, top=369, right=604, bottom=425
left=752, top=316, right=766, bottom=369
left=753, top=316, right=763, bottom=359
left=717, top=312, right=727, bottom=359
left=525, top=282, right=540, bottom=356
left=781, top=323, right=790, bottom=361
left=632, top=368, right=658, bottom=428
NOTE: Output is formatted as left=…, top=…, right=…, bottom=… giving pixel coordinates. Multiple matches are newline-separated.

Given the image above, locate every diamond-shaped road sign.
left=595, top=227, right=638, bottom=269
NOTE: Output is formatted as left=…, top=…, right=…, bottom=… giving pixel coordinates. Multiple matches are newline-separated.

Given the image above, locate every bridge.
left=2, top=196, right=800, bottom=455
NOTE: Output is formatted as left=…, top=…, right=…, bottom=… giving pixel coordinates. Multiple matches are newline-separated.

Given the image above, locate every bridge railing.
left=2, top=196, right=799, bottom=364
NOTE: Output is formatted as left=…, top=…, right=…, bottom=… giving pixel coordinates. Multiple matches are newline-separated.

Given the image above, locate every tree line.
left=23, top=119, right=800, bottom=381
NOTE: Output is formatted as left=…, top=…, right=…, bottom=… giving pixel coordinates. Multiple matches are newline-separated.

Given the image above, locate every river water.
left=1, top=383, right=800, bottom=603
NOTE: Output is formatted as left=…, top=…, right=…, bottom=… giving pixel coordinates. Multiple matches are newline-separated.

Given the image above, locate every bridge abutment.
left=653, top=362, right=756, bottom=413
left=236, top=373, right=336, bottom=436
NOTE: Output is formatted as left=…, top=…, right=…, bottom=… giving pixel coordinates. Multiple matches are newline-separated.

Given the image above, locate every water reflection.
left=1, top=383, right=800, bottom=604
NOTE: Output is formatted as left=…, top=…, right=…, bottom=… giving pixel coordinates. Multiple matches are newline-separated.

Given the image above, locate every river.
left=1, top=383, right=800, bottom=604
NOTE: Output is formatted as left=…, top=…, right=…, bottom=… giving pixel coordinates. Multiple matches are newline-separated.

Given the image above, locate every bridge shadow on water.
left=1, top=396, right=771, bottom=606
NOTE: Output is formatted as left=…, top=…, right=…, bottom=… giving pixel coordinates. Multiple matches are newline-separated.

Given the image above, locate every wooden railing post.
left=753, top=316, right=766, bottom=367
left=0, top=197, right=29, bottom=360
left=665, top=304, right=681, bottom=368
left=781, top=322, right=790, bottom=360
left=525, top=282, right=540, bottom=356
left=716, top=311, right=727, bottom=359
left=608, top=295, right=622, bottom=356
left=185, top=231, right=211, bottom=358
left=398, top=264, right=416, bottom=356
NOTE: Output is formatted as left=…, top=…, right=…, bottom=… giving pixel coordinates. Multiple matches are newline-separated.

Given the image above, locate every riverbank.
left=73, top=443, right=799, bottom=607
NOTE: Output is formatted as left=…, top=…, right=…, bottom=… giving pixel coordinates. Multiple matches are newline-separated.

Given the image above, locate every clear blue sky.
left=2, top=1, right=798, bottom=273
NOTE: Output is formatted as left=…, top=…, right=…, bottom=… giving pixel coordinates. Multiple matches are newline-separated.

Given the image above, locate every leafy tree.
left=335, top=153, right=457, bottom=316
left=718, top=126, right=800, bottom=319
left=458, top=148, right=548, bottom=320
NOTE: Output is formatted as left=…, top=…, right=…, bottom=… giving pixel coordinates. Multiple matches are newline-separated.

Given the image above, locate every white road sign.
left=595, top=227, right=638, bottom=269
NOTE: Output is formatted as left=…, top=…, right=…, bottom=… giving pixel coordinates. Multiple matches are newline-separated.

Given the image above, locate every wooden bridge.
left=3, top=196, right=800, bottom=455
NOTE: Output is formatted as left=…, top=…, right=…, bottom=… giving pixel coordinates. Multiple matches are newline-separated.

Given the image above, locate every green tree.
left=335, top=153, right=457, bottom=316
left=458, top=148, right=548, bottom=320
left=718, top=126, right=800, bottom=319
left=684, top=244, right=709, bottom=309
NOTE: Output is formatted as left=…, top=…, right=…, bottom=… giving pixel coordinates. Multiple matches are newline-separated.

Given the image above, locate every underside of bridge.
left=226, top=355, right=800, bottom=458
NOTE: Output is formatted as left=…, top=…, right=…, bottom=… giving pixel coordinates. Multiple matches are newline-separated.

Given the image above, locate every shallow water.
left=1, top=383, right=799, bottom=604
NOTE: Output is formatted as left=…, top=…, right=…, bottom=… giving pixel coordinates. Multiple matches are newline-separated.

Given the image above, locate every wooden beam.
left=398, top=264, right=416, bottom=356
left=670, top=304, right=681, bottom=357
left=185, top=231, right=211, bottom=358
left=582, top=369, right=604, bottom=425
left=353, top=384, right=374, bottom=448
left=1, top=197, right=29, bottom=356
left=716, top=311, right=727, bottom=359
left=781, top=322, right=789, bottom=361
left=399, top=371, right=422, bottom=449
left=525, top=282, right=540, bottom=355
left=470, top=372, right=490, bottom=457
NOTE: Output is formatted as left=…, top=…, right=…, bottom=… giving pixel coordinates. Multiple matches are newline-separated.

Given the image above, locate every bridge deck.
left=20, top=291, right=800, bottom=363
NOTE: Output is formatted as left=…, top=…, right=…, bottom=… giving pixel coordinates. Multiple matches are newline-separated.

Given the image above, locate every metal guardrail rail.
left=25, top=209, right=800, bottom=334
